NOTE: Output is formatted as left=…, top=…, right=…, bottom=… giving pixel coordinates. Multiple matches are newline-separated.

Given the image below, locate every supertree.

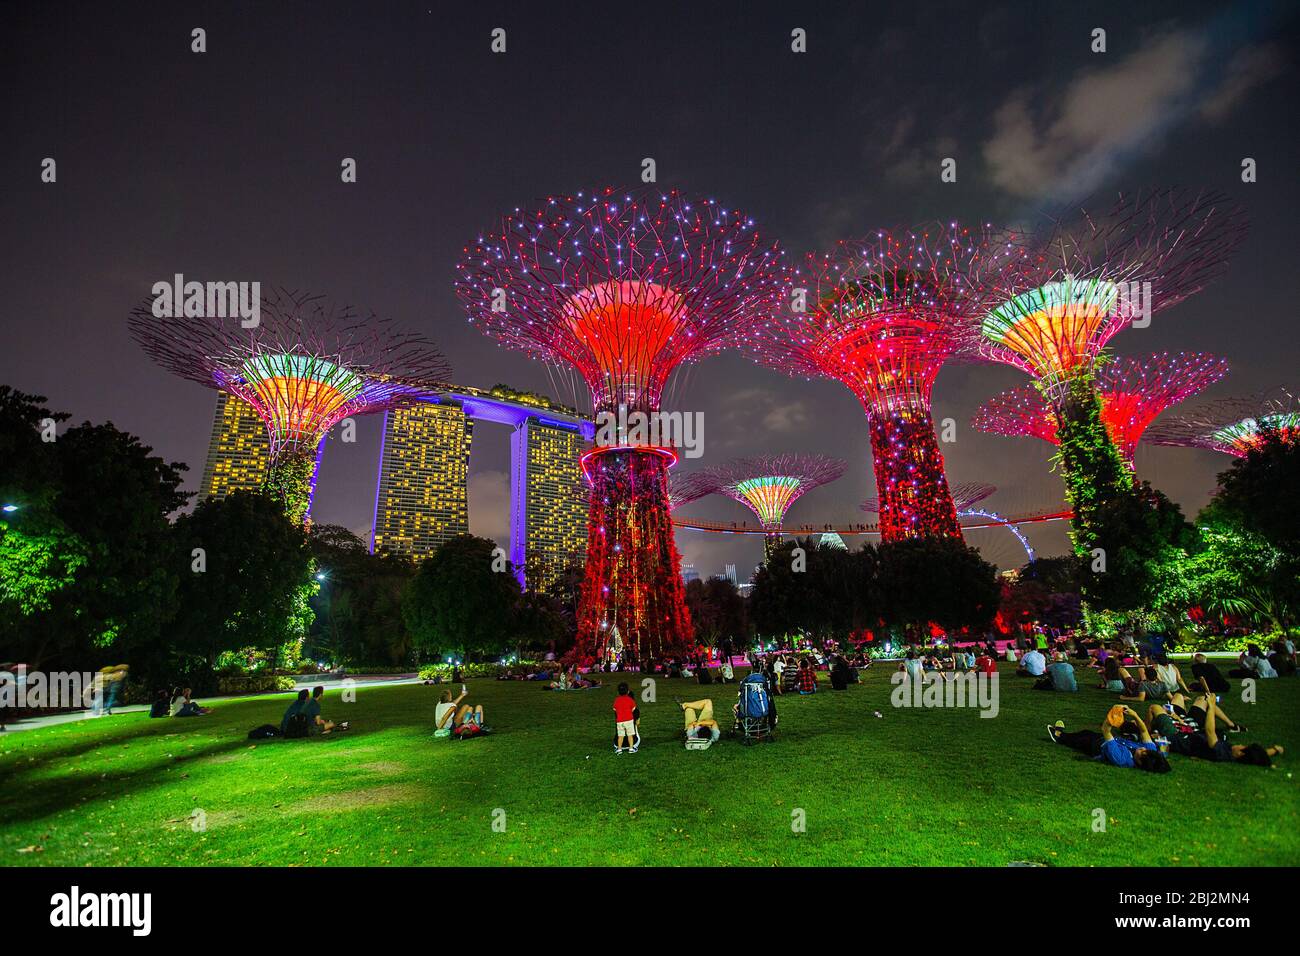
left=456, top=186, right=786, bottom=663
left=744, top=223, right=1014, bottom=542
left=1147, top=389, right=1300, bottom=457
left=700, top=454, right=845, bottom=558
left=976, top=188, right=1246, bottom=552
left=861, top=480, right=996, bottom=517
left=129, top=288, right=450, bottom=522
left=973, top=352, right=1229, bottom=464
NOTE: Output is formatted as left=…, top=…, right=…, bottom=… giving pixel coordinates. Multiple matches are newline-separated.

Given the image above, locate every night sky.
left=3, top=0, right=1297, bottom=575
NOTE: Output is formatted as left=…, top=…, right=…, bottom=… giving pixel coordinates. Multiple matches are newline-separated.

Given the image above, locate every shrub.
left=215, top=674, right=297, bottom=696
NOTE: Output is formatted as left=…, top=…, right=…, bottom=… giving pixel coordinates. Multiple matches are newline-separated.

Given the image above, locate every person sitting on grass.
left=1121, top=665, right=1172, bottom=702
left=974, top=649, right=997, bottom=676
left=797, top=658, right=818, bottom=694
left=1098, top=656, right=1134, bottom=693
left=1229, top=644, right=1278, bottom=679
left=1016, top=645, right=1047, bottom=678
left=302, top=685, right=349, bottom=735
left=1154, top=658, right=1191, bottom=695
left=1190, top=653, right=1230, bottom=693
left=901, top=649, right=924, bottom=683
left=435, top=685, right=482, bottom=738
left=1033, top=652, right=1077, bottom=691
left=679, top=698, right=721, bottom=745
left=170, top=687, right=210, bottom=717
left=613, top=682, right=638, bottom=755
left=1047, top=705, right=1171, bottom=772
left=1147, top=679, right=1282, bottom=767
left=281, top=689, right=310, bottom=734
left=148, top=688, right=171, bottom=718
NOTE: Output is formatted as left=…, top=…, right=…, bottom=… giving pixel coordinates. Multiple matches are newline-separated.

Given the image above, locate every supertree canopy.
left=456, top=186, right=787, bottom=663
left=972, top=352, right=1229, bottom=464
left=1148, top=389, right=1300, bottom=457
left=701, top=454, right=845, bottom=557
left=667, top=470, right=716, bottom=511
left=744, top=223, right=1013, bottom=542
left=129, top=288, right=449, bottom=522
left=861, top=480, right=996, bottom=517
left=978, top=189, right=1246, bottom=555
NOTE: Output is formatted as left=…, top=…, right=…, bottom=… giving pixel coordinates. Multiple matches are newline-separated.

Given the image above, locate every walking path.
left=0, top=673, right=421, bottom=734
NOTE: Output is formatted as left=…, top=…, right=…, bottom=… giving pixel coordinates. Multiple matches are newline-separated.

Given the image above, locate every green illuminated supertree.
left=978, top=188, right=1246, bottom=558
left=130, top=288, right=450, bottom=522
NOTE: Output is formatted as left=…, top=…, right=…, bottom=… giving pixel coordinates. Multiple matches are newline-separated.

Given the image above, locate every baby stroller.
left=733, top=673, right=775, bottom=744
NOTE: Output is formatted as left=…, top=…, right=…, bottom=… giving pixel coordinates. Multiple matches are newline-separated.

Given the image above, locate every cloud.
left=980, top=27, right=1284, bottom=201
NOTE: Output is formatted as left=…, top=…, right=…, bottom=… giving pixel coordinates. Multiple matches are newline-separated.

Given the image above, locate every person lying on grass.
left=1047, top=705, right=1171, bottom=773
left=435, top=685, right=484, bottom=738
left=1145, top=679, right=1282, bottom=767
left=303, top=685, right=349, bottom=735
left=679, top=698, right=720, bottom=744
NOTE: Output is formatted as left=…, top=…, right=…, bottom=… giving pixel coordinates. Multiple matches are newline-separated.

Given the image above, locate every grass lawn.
left=3, top=664, right=1298, bottom=866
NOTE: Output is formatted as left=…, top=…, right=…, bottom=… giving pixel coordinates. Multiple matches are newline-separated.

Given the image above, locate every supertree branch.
left=458, top=185, right=788, bottom=663
left=977, top=187, right=1247, bottom=395
left=1147, top=389, right=1300, bottom=457
left=862, top=480, right=995, bottom=515
left=667, top=470, right=716, bottom=511
left=129, top=287, right=450, bottom=522
left=455, top=185, right=788, bottom=414
left=973, top=351, right=1229, bottom=463
left=743, top=223, right=1014, bottom=542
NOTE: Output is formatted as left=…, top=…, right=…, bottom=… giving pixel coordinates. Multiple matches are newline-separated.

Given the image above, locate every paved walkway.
left=0, top=673, right=421, bottom=734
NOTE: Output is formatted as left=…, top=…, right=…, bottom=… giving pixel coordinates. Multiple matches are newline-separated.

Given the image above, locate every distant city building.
left=724, top=563, right=738, bottom=585
left=819, top=531, right=848, bottom=550
left=371, top=402, right=474, bottom=559
left=512, top=417, right=588, bottom=593
left=200, top=391, right=270, bottom=500
left=682, top=563, right=700, bottom=584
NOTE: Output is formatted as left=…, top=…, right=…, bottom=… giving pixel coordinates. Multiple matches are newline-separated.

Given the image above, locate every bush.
left=215, top=674, right=297, bottom=696
left=417, top=662, right=510, bottom=681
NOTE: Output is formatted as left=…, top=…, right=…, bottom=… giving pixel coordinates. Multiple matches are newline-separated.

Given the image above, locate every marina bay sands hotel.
left=199, top=385, right=594, bottom=592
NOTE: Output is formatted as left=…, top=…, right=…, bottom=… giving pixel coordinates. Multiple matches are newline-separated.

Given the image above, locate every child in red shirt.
left=613, top=682, right=638, bottom=754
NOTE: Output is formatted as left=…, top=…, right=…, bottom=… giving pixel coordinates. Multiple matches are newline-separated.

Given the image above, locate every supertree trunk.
left=260, top=446, right=320, bottom=524
left=1052, top=372, right=1136, bottom=556
left=868, top=408, right=962, bottom=541
left=763, top=532, right=782, bottom=562
left=574, top=448, right=693, bottom=664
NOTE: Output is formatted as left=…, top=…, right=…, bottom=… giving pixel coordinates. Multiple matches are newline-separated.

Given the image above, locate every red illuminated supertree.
left=861, top=480, right=995, bottom=517
left=973, top=352, right=1229, bottom=464
left=977, top=188, right=1246, bottom=553
left=1147, top=389, right=1300, bottom=457
left=699, top=454, right=845, bottom=558
left=130, top=288, right=450, bottom=522
left=456, top=186, right=786, bottom=663
left=744, top=223, right=1014, bottom=542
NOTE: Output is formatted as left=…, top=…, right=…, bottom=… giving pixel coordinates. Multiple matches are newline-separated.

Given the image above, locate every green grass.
left=3, top=665, right=1298, bottom=866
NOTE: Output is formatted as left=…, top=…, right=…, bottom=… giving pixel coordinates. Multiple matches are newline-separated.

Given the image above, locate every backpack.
left=283, top=713, right=312, bottom=739
left=737, top=674, right=770, bottom=719
left=247, top=724, right=280, bottom=740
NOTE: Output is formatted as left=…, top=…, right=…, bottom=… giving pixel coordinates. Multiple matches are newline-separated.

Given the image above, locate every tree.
left=306, top=524, right=417, bottom=667
left=1080, top=482, right=1197, bottom=614
left=684, top=576, right=750, bottom=648
left=403, top=534, right=521, bottom=661
left=877, top=537, right=1000, bottom=634
left=1210, top=429, right=1300, bottom=554
left=169, top=491, right=316, bottom=668
left=750, top=538, right=876, bottom=644
left=2, top=412, right=189, bottom=670
left=512, top=590, right=569, bottom=659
